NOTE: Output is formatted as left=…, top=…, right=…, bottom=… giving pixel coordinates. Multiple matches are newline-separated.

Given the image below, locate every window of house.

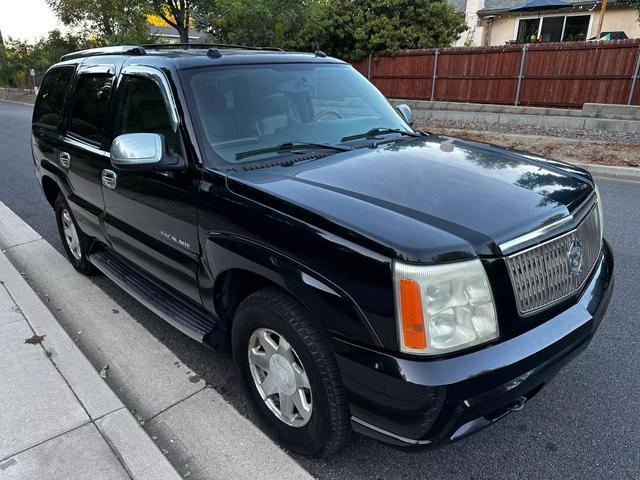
left=516, top=14, right=591, bottom=43
left=68, top=74, right=113, bottom=146
left=33, top=67, right=74, bottom=128
left=540, top=16, right=564, bottom=42
left=562, top=15, right=590, bottom=41
left=517, top=18, right=540, bottom=43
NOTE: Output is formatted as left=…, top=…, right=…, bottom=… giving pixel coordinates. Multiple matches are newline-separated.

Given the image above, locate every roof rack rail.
left=141, top=43, right=284, bottom=52
left=60, top=45, right=146, bottom=62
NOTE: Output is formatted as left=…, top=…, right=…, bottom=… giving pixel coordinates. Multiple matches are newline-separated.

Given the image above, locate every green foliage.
left=0, top=30, right=96, bottom=87
left=46, top=0, right=154, bottom=44
left=198, top=0, right=311, bottom=49
left=306, top=0, right=467, bottom=60
left=197, top=0, right=467, bottom=60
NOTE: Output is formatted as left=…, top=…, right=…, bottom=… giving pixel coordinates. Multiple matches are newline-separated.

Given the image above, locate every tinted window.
left=185, top=64, right=409, bottom=163
left=114, top=75, right=178, bottom=152
left=69, top=74, right=113, bottom=146
left=33, top=67, right=74, bottom=128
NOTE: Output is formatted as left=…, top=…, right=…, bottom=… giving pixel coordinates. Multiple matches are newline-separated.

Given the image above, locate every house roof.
left=478, top=0, right=612, bottom=15
left=448, top=0, right=468, bottom=13
left=148, top=25, right=208, bottom=41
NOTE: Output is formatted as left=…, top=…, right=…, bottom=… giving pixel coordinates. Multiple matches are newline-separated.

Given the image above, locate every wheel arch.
left=203, top=233, right=383, bottom=349
left=41, top=175, right=62, bottom=208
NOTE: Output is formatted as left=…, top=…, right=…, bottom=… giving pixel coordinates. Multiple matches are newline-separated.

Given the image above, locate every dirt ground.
left=422, top=126, right=640, bottom=168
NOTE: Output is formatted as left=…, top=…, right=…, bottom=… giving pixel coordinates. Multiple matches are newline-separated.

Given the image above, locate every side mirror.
left=395, top=104, right=414, bottom=127
left=110, top=133, right=185, bottom=172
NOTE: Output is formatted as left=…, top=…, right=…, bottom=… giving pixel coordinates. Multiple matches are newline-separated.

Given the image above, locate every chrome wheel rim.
left=61, top=208, right=81, bottom=261
left=248, top=328, right=313, bottom=428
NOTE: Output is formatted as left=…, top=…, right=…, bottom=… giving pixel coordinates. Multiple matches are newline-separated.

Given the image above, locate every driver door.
left=102, top=66, right=201, bottom=302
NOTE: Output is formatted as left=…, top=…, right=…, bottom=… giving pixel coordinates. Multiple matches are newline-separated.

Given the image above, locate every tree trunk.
left=179, top=25, right=190, bottom=43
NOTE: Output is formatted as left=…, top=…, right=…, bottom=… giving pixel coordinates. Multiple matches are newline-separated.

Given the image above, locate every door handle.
left=59, top=151, right=71, bottom=168
left=102, top=169, right=117, bottom=190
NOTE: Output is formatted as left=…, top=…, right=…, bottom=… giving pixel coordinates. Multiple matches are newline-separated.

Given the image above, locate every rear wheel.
left=54, top=194, right=97, bottom=275
left=232, top=287, right=351, bottom=457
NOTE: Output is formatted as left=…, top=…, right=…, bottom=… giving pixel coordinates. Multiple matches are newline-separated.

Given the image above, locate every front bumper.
left=333, top=240, right=614, bottom=447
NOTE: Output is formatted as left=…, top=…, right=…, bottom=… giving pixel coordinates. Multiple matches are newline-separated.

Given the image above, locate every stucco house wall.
left=448, top=0, right=640, bottom=46
left=481, top=7, right=640, bottom=45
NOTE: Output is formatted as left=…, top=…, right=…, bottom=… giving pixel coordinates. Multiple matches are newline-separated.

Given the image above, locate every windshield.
left=183, top=63, right=412, bottom=164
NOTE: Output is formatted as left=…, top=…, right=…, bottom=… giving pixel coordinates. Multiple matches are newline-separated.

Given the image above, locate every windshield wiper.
left=341, top=127, right=422, bottom=142
left=235, top=141, right=353, bottom=161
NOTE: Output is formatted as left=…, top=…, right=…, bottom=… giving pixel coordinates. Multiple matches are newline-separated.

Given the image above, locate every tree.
left=46, top=0, right=153, bottom=44
left=149, top=0, right=192, bottom=43
left=197, top=0, right=466, bottom=61
left=306, top=0, right=467, bottom=61
left=198, top=0, right=310, bottom=49
left=0, top=30, right=94, bottom=87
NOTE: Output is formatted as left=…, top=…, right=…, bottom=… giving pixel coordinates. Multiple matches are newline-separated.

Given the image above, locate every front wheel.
left=232, top=287, right=351, bottom=457
left=54, top=194, right=97, bottom=275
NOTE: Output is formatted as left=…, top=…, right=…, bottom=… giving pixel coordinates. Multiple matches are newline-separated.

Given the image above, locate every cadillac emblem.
left=567, top=240, right=584, bottom=275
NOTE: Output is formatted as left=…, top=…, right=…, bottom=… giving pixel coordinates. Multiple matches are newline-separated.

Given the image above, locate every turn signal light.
left=398, top=279, right=427, bottom=350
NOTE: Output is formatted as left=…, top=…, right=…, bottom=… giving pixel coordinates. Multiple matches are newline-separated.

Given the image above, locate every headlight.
left=394, top=259, right=499, bottom=355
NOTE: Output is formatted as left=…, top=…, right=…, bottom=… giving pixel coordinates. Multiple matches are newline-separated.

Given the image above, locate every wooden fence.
left=352, top=39, right=640, bottom=108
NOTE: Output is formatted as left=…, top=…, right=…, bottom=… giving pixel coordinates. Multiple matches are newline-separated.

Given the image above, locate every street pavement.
left=1, top=99, right=640, bottom=479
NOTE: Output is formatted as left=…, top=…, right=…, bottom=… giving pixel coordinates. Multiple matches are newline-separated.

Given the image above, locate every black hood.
left=227, top=135, right=594, bottom=262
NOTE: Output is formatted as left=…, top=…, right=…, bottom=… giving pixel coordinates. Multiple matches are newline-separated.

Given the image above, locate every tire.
left=54, top=194, right=97, bottom=275
left=232, top=287, right=351, bottom=457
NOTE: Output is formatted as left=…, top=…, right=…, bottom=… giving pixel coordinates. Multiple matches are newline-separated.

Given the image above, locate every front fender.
left=200, top=232, right=384, bottom=348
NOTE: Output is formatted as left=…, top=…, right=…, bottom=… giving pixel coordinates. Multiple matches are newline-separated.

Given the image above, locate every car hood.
left=227, top=135, right=593, bottom=262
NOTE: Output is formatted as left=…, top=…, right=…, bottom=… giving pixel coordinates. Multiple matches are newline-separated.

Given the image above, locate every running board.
left=88, top=250, right=227, bottom=350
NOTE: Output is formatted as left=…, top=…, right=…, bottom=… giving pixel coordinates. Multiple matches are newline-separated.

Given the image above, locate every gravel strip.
left=416, top=119, right=640, bottom=144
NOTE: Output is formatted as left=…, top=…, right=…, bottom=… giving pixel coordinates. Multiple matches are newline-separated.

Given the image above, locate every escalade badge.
left=568, top=240, right=584, bottom=275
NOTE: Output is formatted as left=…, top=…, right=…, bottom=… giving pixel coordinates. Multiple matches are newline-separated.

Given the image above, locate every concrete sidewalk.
left=0, top=201, right=315, bottom=479
left=0, top=249, right=181, bottom=479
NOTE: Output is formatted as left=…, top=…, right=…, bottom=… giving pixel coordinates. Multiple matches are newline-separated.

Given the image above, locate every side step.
left=89, top=250, right=227, bottom=349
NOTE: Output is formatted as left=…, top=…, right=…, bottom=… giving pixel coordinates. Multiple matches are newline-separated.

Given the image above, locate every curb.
left=574, top=162, right=640, bottom=183
left=0, top=98, right=35, bottom=106
left=0, top=227, right=182, bottom=479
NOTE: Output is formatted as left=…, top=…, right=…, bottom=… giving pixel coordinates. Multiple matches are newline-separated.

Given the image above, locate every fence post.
left=367, top=53, right=372, bottom=80
left=628, top=46, right=640, bottom=106
left=431, top=49, right=439, bottom=101
left=515, top=44, right=528, bottom=106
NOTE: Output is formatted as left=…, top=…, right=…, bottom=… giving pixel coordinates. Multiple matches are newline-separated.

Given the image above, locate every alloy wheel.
left=61, top=208, right=82, bottom=261
left=248, top=327, right=313, bottom=427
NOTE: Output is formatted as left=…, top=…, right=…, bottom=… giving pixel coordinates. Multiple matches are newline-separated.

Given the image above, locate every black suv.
left=32, top=44, right=614, bottom=457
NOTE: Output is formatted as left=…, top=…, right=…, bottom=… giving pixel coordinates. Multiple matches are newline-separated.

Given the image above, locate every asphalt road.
left=1, top=99, right=639, bottom=479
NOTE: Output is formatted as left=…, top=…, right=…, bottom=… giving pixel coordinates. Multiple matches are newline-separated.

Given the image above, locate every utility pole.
left=594, top=0, right=607, bottom=39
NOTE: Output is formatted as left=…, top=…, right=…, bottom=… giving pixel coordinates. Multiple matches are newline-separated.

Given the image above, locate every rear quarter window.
left=33, top=67, right=75, bottom=129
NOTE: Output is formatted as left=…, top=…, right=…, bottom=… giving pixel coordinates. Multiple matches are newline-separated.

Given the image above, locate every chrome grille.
left=506, top=205, right=602, bottom=315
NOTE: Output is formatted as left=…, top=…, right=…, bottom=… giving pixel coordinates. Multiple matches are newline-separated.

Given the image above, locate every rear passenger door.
left=61, top=65, right=115, bottom=239
left=102, top=66, right=201, bottom=303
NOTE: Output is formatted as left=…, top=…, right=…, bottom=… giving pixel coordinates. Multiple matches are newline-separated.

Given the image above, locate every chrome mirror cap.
left=110, top=133, right=163, bottom=168
left=395, top=104, right=414, bottom=126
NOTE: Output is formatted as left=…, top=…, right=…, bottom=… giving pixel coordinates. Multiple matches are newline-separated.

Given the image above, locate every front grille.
left=506, top=205, right=602, bottom=315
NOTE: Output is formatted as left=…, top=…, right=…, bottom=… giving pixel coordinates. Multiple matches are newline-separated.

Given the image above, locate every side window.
left=33, top=67, right=74, bottom=128
left=114, top=75, right=178, bottom=153
left=68, top=74, right=113, bottom=146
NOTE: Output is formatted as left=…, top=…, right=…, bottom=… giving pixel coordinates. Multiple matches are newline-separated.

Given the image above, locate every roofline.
left=59, top=43, right=286, bottom=62
left=478, top=0, right=618, bottom=15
